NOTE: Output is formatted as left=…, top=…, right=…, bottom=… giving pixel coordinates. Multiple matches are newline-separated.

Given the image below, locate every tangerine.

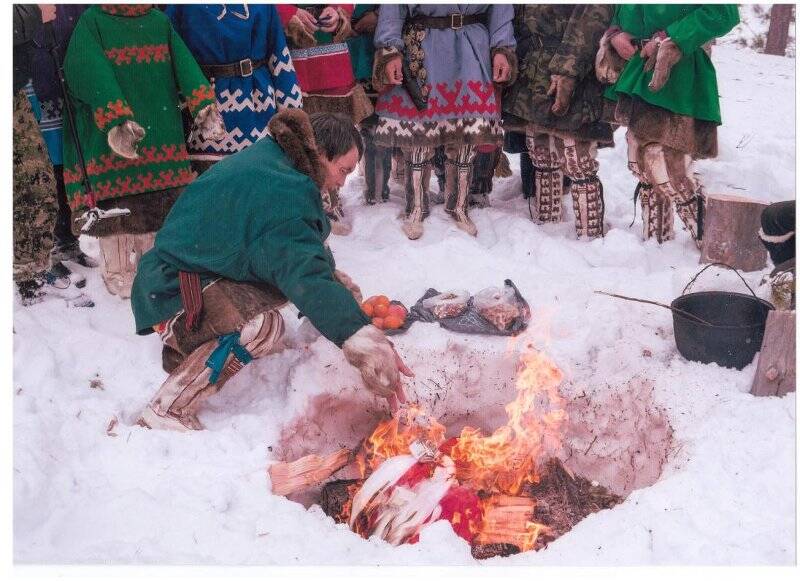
left=383, top=315, right=404, bottom=330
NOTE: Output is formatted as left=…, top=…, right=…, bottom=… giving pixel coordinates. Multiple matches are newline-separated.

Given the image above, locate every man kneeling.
left=131, top=110, right=411, bottom=431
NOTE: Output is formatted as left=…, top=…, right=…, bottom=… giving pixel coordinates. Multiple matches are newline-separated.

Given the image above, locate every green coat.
left=63, top=5, right=215, bottom=211
left=503, top=4, right=614, bottom=140
left=604, top=4, right=739, bottom=123
left=130, top=135, right=370, bottom=347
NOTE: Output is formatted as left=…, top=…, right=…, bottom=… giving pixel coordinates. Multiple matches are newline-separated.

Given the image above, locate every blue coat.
left=373, top=4, right=515, bottom=147
left=165, top=4, right=302, bottom=161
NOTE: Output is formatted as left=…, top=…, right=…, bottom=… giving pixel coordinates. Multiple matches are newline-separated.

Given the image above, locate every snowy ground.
left=13, top=45, right=796, bottom=566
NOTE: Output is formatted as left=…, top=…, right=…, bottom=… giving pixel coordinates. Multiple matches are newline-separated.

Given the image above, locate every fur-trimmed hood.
left=267, top=109, right=326, bottom=189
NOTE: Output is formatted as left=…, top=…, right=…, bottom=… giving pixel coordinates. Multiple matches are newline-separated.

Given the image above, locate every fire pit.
left=268, top=339, right=674, bottom=558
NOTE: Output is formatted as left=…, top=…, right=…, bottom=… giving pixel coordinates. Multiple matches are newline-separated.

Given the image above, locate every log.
left=700, top=194, right=769, bottom=272
left=268, top=448, right=352, bottom=496
left=765, top=5, right=794, bottom=57
left=320, top=478, right=363, bottom=524
left=474, top=495, right=541, bottom=552
left=751, top=309, right=796, bottom=397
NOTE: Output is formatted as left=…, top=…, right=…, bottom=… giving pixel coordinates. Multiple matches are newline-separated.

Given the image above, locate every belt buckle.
left=239, top=58, right=253, bottom=77
left=450, top=13, right=463, bottom=30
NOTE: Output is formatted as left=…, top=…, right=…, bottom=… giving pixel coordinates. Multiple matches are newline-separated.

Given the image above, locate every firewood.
left=700, top=194, right=769, bottom=272
left=269, top=448, right=352, bottom=496
left=751, top=309, right=796, bottom=397
left=474, top=495, right=540, bottom=549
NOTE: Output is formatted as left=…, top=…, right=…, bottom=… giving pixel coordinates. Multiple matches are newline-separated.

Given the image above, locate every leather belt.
left=407, top=13, right=488, bottom=30
left=200, top=57, right=265, bottom=79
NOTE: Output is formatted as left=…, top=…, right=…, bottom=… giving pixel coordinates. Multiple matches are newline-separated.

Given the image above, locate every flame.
left=358, top=406, right=446, bottom=477
left=449, top=348, right=567, bottom=495
left=359, top=347, right=566, bottom=495
left=352, top=346, right=567, bottom=553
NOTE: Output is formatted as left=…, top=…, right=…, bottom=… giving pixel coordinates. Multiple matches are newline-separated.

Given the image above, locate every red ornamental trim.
left=100, top=5, right=152, bottom=17
left=93, top=99, right=134, bottom=131
left=105, top=44, right=171, bottom=66
left=376, top=80, right=499, bottom=119
left=69, top=168, right=196, bottom=210
left=63, top=144, right=190, bottom=185
left=186, top=85, right=215, bottom=115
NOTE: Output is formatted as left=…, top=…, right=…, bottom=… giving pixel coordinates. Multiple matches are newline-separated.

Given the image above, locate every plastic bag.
left=421, top=290, right=470, bottom=319
left=473, top=286, right=522, bottom=332
left=407, top=279, right=530, bottom=336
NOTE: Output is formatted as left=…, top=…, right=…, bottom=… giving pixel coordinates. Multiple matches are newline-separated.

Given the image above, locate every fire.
left=350, top=345, right=567, bottom=552
left=358, top=405, right=446, bottom=476
left=450, top=348, right=566, bottom=495
left=359, top=347, right=566, bottom=493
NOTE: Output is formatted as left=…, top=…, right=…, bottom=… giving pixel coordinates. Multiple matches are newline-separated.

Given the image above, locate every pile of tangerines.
left=361, top=295, right=408, bottom=330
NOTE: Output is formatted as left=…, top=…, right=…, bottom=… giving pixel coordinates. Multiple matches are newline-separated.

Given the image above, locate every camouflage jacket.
left=503, top=4, right=614, bottom=141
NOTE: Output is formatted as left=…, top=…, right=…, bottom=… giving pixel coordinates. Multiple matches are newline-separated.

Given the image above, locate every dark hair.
left=309, top=113, right=363, bottom=162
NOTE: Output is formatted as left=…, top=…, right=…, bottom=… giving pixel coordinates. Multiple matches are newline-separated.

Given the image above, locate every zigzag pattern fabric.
left=166, top=4, right=302, bottom=161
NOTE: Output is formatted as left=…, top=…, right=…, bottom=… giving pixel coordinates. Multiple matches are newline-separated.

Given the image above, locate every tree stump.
left=765, top=4, right=794, bottom=57
left=700, top=194, right=769, bottom=272
left=751, top=310, right=796, bottom=397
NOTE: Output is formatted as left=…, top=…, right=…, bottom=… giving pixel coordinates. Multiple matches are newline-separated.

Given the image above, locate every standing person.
left=165, top=4, right=302, bottom=175
left=372, top=4, right=516, bottom=240
left=30, top=3, right=98, bottom=271
left=12, top=4, right=74, bottom=306
left=348, top=4, right=392, bottom=205
left=62, top=4, right=224, bottom=299
left=278, top=4, right=374, bottom=234
left=503, top=5, right=614, bottom=239
left=603, top=5, right=739, bottom=245
left=131, top=110, right=411, bottom=431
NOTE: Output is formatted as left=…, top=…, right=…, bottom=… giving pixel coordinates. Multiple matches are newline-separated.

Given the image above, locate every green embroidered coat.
left=62, top=5, right=215, bottom=210
left=604, top=4, right=739, bottom=123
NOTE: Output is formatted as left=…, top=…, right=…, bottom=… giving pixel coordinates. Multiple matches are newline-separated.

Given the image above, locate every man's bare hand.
left=492, top=51, right=511, bottom=83
left=294, top=8, right=318, bottom=33
left=384, top=56, right=403, bottom=85
left=318, top=6, right=340, bottom=33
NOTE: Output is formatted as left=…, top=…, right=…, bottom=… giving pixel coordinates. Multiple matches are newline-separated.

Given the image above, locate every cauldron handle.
left=682, top=262, right=758, bottom=298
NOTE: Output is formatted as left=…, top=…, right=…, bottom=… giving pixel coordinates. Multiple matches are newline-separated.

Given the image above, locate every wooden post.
left=700, top=194, right=769, bottom=272
left=751, top=310, right=796, bottom=397
left=765, top=4, right=794, bottom=57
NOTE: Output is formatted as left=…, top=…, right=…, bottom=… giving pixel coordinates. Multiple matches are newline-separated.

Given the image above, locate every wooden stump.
left=700, top=194, right=768, bottom=272
left=751, top=310, right=796, bottom=397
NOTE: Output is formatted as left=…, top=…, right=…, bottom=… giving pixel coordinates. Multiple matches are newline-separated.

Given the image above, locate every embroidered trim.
left=105, top=44, right=171, bottom=66
left=63, top=144, right=191, bottom=185
left=376, top=81, right=498, bottom=119
left=68, top=168, right=196, bottom=210
left=93, top=99, right=134, bottom=131
left=186, top=85, right=216, bottom=115
left=290, top=43, right=351, bottom=59
left=100, top=5, right=152, bottom=17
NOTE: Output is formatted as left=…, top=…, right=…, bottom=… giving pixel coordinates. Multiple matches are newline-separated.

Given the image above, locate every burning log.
left=269, top=448, right=352, bottom=496
left=472, top=495, right=541, bottom=555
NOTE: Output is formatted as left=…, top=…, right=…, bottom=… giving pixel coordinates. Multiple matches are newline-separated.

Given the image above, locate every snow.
left=12, top=45, right=796, bottom=567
